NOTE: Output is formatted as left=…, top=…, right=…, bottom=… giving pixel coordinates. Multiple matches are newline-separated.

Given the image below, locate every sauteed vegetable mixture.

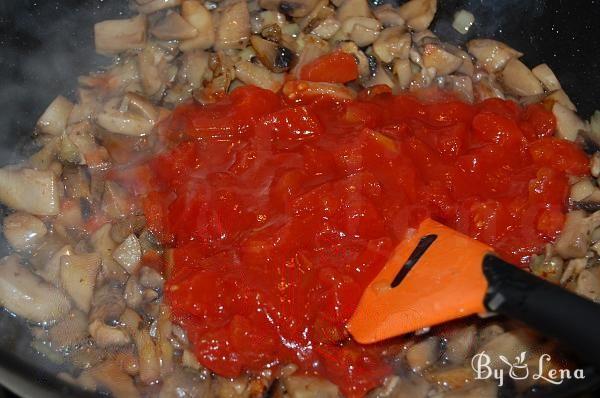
left=1, top=0, right=600, bottom=397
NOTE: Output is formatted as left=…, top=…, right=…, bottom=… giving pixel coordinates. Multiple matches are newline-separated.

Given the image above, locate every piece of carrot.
left=300, top=51, right=359, bottom=83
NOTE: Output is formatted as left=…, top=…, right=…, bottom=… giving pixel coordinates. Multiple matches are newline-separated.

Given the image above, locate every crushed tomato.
left=117, top=85, right=589, bottom=397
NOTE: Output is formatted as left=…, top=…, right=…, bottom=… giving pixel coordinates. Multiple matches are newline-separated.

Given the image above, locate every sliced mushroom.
left=179, top=0, right=215, bottom=51
left=250, top=35, right=295, bottom=73
left=0, top=167, right=60, bottom=216
left=500, top=58, right=544, bottom=97
left=397, top=0, right=437, bottom=32
left=234, top=60, right=285, bottom=92
left=137, top=0, right=181, bottom=14
left=310, top=17, right=341, bottom=39
left=63, top=121, right=111, bottom=169
left=444, top=325, right=477, bottom=364
left=478, top=329, right=537, bottom=369
left=553, top=102, right=586, bottom=141
left=341, top=17, right=381, bottom=47
left=0, top=256, right=71, bottom=323
left=91, top=224, right=128, bottom=284
left=421, top=43, right=463, bottom=76
left=94, top=15, right=147, bottom=56
left=372, top=27, right=410, bottom=63
left=101, top=181, right=133, bottom=219
left=60, top=253, right=102, bottom=313
left=373, top=4, right=405, bottom=27
left=215, top=0, right=251, bottom=50
left=3, top=212, right=47, bottom=251
left=151, top=12, right=198, bottom=41
left=137, top=44, right=175, bottom=98
left=466, top=39, right=523, bottom=73
left=37, top=96, right=74, bottom=136
left=336, top=0, right=371, bottom=22
left=96, top=109, right=156, bottom=136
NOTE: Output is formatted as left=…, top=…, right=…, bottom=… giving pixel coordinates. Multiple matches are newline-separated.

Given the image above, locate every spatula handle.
left=482, top=255, right=600, bottom=367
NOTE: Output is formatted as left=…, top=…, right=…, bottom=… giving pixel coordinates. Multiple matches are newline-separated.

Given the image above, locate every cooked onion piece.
left=234, top=60, right=285, bottom=92
left=0, top=256, right=71, bottom=323
left=113, top=234, right=143, bottom=274
left=0, top=167, right=60, bottom=216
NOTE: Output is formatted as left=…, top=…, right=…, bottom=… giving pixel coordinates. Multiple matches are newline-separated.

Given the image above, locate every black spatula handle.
left=483, top=255, right=600, bottom=367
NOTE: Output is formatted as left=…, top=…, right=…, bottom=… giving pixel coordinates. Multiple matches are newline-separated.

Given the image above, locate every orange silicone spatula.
left=347, top=218, right=600, bottom=367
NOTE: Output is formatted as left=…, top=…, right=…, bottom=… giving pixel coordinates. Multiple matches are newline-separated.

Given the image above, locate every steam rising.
left=0, top=0, right=127, bottom=165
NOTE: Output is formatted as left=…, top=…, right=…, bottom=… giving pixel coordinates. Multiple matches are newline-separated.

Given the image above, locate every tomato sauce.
left=117, top=85, right=588, bottom=396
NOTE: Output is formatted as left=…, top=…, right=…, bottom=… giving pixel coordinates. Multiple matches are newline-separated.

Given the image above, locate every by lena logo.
left=471, top=351, right=585, bottom=387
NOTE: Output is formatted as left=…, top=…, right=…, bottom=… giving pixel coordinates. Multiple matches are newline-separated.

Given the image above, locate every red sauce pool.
left=114, top=86, right=589, bottom=396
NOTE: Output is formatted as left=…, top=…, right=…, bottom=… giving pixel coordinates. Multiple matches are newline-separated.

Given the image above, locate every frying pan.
left=0, top=0, right=599, bottom=397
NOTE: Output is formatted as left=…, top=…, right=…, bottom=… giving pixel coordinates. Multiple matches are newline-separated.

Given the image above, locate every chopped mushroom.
left=94, top=15, right=147, bottom=56
left=48, top=310, right=89, bottom=349
left=215, top=0, right=251, bottom=50
left=37, top=96, right=74, bottom=136
left=79, top=361, right=140, bottom=398
left=397, top=0, right=437, bottom=32
left=500, top=58, right=544, bottom=97
left=553, top=102, right=587, bottom=141
left=60, top=253, right=102, bottom=313
left=554, top=210, right=600, bottom=259
left=372, top=27, right=410, bottom=63
left=373, top=4, right=405, bottom=27
left=340, top=17, right=381, bottom=47
left=180, top=0, right=216, bottom=51
left=421, top=43, right=463, bottom=76
left=547, top=89, right=576, bottom=111
left=137, top=0, right=181, bottom=14
left=234, top=60, right=285, bottom=92
left=393, top=58, right=412, bottom=90
left=89, top=319, right=131, bottom=348
left=261, top=0, right=321, bottom=18
left=36, top=244, right=73, bottom=286
left=89, top=281, right=127, bottom=325
left=0, top=256, right=71, bottom=323
left=250, top=35, right=296, bottom=73
left=136, top=328, right=161, bottom=384
left=2, top=212, right=47, bottom=251
left=336, top=0, right=371, bottom=22
left=159, top=368, right=211, bottom=398
left=0, top=167, right=60, bottom=216
left=466, top=39, right=523, bottom=73
left=406, top=337, right=441, bottom=371
left=283, top=376, right=339, bottom=398
left=531, top=63, right=561, bottom=91
left=575, top=267, right=600, bottom=301
left=151, top=12, right=198, bottom=41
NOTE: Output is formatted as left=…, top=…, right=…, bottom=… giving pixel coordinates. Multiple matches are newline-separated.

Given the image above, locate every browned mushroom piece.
left=250, top=35, right=296, bottom=73
left=94, top=15, right=147, bottom=56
